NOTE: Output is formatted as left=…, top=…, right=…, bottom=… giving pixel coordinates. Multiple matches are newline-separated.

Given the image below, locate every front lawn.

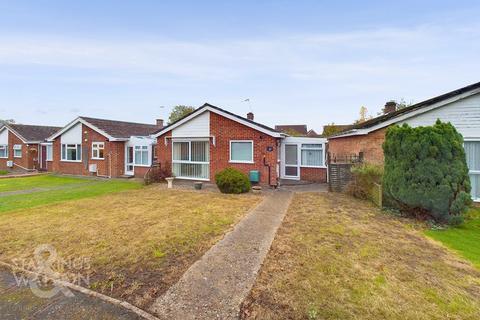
left=242, top=193, right=480, bottom=320
left=0, top=174, right=86, bottom=192
left=425, top=207, right=480, bottom=269
left=0, top=187, right=261, bottom=309
left=0, top=175, right=141, bottom=213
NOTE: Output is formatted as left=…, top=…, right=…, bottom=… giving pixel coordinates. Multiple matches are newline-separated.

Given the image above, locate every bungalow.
left=0, top=123, right=61, bottom=172
left=47, top=116, right=161, bottom=178
left=328, top=81, right=480, bottom=200
left=153, top=103, right=327, bottom=186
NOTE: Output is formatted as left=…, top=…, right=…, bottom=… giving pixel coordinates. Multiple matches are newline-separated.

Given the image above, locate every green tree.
left=383, top=120, right=471, bottom=224
left=168, top=105, right=195, bottom=124
left=0, top=119, right=14, bottom=125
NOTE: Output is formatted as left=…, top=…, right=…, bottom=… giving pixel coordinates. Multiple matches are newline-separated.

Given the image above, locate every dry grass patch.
left=0, top=186, right=261, bottom=309
left=241, top=192, right=480, bottom=320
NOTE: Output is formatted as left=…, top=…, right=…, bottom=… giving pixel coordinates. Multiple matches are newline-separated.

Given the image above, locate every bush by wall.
left=383, top=120, right=471, bottom=224
left=215, top=168, right=251, bottom=194
left=347, top=163, right=383, bottom=204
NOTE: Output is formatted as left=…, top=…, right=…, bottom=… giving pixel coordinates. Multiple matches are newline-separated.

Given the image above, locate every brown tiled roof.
left=80, top=116, right=160, bottom=139
left=8, top=124, right=62, bottom=142
left=274, top=125, right=308, bottom=135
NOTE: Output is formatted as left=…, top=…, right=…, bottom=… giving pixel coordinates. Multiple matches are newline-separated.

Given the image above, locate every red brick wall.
left=300, top=167, right=327, bottom=183
left=51, top=124, right=126, bottom=177
left=156, top=112, right=280, bottom=186
left=328, top=127, right=387, bottom=165
left=0, top=130, right=38, bottom=171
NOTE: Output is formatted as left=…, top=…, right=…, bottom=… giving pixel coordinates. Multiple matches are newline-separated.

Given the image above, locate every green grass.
left=0, top=174, right=87, bottom=192
left=425, top=208, right=480, bottom=268
left=0, top=176, right=141, bottom=213
left=0, top=170, right=8, bottom=175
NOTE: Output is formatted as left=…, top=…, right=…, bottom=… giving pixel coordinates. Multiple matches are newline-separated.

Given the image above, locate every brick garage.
left=328, top=127, right=387, bottom=165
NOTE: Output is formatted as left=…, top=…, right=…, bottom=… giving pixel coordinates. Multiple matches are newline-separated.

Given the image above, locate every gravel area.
left=150, top=189, right=294, bottom=320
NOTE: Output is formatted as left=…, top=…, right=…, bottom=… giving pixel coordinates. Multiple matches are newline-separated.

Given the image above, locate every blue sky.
left=0, top=1, right=479, bottom=132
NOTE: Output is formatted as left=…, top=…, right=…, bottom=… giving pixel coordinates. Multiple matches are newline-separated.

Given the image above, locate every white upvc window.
left=301, top=144, right=324, bottom=167
left=61, top=144, right=82, bottom=162
left=134, top=145, right=149, bottom=166
left=172, top=140, right=209, bottom=180
left=464, top=140, right=480, bottom=201
left=230, top=140, right=254, bottom=163
left=46, top=145, right=53, bottom=161
left=13, top=144, right=22, bottom=158
left=0, top=145, right=7, bottom=158
left=92, top=142, right=105, bottom=160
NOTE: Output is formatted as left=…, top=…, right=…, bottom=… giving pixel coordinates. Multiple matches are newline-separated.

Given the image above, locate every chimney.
left=156, top=119, right=164, bottom=128
left=384, top=101, right=397, bottom=114
left=247, top=112, right=254, bottom=121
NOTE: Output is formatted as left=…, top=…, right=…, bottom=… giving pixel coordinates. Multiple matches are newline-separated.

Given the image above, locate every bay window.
left=13, top=144, right=22, bottom=158
left=61, top=144, right=82, bottom=161
left=0, top=145, right=7, bottom=158
left=301, top=144, right=324, bottom=167
left=230, top=141, right=254, bottom=163
left=92, top=142, right=105, bottom=160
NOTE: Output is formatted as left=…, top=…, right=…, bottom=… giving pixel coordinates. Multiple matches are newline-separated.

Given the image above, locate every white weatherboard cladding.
left=401, top=93, right=480, bottom=139
left=0, top=129, right=8, bottom=144
left=60, top=122, right=82, bottom=144
left=172, top=111, right=210, bottom=137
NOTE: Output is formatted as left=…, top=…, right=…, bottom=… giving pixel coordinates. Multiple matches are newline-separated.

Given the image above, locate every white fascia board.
left=4, top=125, right=27, bottom=143
left=153, top=106, right=283, bottom=138
left=47, top=117, right=117, bottom=142
left=329, top=88, right=480, bottom=139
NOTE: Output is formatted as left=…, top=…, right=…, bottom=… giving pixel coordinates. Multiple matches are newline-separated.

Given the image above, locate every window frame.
left=91, top=142, right=105, bottom=160
left=134, top=145, right=150, bottom=167
left=61, top=144, right=82, bottom=162
left=229, top=140, right=254, bottom=164
left=46, top=145, right=53, bottom=161
left=300, top=143, right=325, bottom=168
left=13, top=144, right=22, bottom=158
left=0, top=144, right=8, bottom=158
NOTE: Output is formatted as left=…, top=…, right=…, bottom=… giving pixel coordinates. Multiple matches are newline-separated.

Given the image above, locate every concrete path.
left=150, top=189, right=294, bottom=320
left=0, top=270, right=142, bottom=320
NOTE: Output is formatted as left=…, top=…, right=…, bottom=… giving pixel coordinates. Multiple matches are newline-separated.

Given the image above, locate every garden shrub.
left=348, top=163, right=383, bottom=201
left=215, top=168, right=251, bottom=194
left=383, top=120, right=471, bottom=224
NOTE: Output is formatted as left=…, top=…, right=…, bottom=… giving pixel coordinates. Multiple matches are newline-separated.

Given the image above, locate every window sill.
left=300, top=165, right=327, bottom=169
left=229, top=160, right=254, bottom=164
left=0, top=157, right=8, bottom=159
left=134, top=164, right=151, bottom=167
left=13, top=156, right=22, bottom=159
left=91, top=158, right=105, bottom=160
left=61, top=160, right=82, bottom=163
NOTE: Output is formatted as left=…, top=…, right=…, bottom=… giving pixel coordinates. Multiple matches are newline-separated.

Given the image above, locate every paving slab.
left=0, top=269, right=142, bottom=320
left=150, top=189, right=293, bottom=320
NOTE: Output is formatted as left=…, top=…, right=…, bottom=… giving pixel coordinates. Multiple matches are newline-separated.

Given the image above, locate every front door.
left=125, top=146, right=134, bottom=176
left=283, top=144, right=300, bottom=179
left=40, top=145, right=47, bottom=171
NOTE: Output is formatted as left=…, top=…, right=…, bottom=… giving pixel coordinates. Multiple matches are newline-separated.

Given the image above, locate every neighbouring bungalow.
left=0, top=123, right=61, bottom=172
left=47, top=116, right=161, bottom=178
left=328, top=81, right=480, bottom=200
left=153, top=103, right=327, bottom=186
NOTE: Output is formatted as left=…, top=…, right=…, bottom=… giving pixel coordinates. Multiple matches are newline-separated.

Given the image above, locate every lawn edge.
left=0, top=260, right=160, bottom=320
